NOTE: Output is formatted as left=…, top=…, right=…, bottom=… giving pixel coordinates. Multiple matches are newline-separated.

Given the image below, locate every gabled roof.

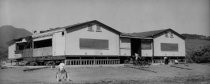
left=64, top=20, right=121, bottom=34
left=10, top=20, right=121, bottom=44
left=128, top=28, right=185, bottom=39
left=7, top=36, right=32, bottom=46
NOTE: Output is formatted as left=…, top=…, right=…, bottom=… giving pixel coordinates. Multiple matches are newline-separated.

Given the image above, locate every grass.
left=0, top=63, right=210, bottom=84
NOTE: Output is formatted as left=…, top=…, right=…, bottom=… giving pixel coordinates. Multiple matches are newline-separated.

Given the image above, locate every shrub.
left=189, top=46, right=210, bottom=63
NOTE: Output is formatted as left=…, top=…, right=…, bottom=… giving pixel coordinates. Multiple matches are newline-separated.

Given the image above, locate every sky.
left=0, top=0, right=209, bottom=36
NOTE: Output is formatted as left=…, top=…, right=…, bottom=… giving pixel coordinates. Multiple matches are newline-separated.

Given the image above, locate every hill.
left=0, top=25, right=32, bottom=60
left=185, top=39, right=210, bottom=51
left=182, top=33, right=210, bottom=40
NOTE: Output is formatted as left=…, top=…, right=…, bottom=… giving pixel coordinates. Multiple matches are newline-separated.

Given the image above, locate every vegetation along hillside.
left=0, top=25, right=32, bottom=60
left=184, top=35, right=210, bottom=63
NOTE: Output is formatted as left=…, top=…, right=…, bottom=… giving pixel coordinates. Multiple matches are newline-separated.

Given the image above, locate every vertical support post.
left=152, top=39, right=154, bottom=64
left=80, top=57, right=82, bottom=65
left=32, top=38, right=34, bottom=57
left=64, top=60, right=67, bottom=65
left=94, top=57, right=96, bottom=65
left=69, top=60, right=71, bottom=65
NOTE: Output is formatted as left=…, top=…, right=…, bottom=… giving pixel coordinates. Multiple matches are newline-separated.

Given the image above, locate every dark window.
left=170, top=33, right=174, bottom=38
left=87, top=25, right=93, bottom=32
left=62, top=31, right=64, bottom=36
left=141, top=40, right=152, bottom=50
left=121, top=38, right=130, bottom=43
left=16, top=42, right=31, bottom=50
left=165, top=33, right=169, bottom=38
left=80, top=38, right=109, bottom=50
left=34, top=39, right=52, bottom=48
left=161, top=43, right=178, bottom=51
left=96, top=25, right=102, bottom=32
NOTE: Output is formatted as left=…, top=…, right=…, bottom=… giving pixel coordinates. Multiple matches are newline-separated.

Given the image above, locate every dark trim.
left=142, top=56, right=186, bottom=58
left=119, top=34, right=121, bottom=56
left=65, top=55, right=121, bottom=57
left=119, top=55, right=131, bottom=57
left=152, top=39, right=154, bottom=63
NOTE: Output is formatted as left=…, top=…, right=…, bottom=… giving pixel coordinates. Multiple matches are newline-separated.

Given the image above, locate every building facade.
left=127, top=29, right=186, bottom=64
left=8, top=20, right=185, bottom=65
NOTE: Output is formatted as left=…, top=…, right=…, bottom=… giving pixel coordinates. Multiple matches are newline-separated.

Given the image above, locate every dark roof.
left=64, top=20, right=121, bottom=34
left=40, top=27, right=64, bottom=33
left=120, top=33, right=133, bottom=38
left=128, top=28, right=185, bottom=39
left=7, top=36, right=32, bottom=46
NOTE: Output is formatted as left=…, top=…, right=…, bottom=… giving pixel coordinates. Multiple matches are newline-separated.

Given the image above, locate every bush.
left=189, top=46, right=210, bottom=63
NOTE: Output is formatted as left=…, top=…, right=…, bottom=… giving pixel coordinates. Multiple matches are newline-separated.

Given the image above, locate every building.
left=8, top=20, right=185, bottom=65
left=8, top=20, right=130, bottom=65
left=123, top=29, right=186, bottom=64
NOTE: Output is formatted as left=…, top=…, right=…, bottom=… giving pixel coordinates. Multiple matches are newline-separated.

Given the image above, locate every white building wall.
left=120, top=38, right=131, bottom=56
left=8, top=44, right=16, bottom=59
left=153, top=32, right=185, bottom=57
left=65, top=25, right=120, bottom=56
left=52, top=31, right=66, bottom=56
left=141, top=49, right=153, bottom=57
left=8, top=44, right=22, bottom=59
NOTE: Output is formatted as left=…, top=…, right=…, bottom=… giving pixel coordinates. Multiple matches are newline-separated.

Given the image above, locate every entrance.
left=131, top=38, right=141, bottom=56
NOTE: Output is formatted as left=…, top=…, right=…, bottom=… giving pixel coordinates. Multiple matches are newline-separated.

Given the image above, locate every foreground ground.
left=0, top=63, right=210, bottom=84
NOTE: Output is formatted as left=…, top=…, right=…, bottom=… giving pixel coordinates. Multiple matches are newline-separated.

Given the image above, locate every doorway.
left=131, top=38, right=141, bottom=56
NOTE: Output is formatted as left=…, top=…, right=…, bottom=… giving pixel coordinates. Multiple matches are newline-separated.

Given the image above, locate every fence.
left=65, top=59, right=120, bottom=65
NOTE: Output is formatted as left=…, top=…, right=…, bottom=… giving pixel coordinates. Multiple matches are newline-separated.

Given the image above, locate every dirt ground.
left=0, top=63, right=210, bottom=84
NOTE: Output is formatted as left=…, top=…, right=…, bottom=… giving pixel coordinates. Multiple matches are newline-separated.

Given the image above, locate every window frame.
left=170, top=32, right=174, bottom=38
left=165, top=32, right=169, bottom=38
left=79, top=38, right=109, bottom=50
left=160, top=43, right=178, bottom=52
left=141, top=39, right=152, bottom=50
left=34, top=39, right=52, bottom=48
left=87, top=24, right=94, bottom=32
left=96, top=25, right=102, bottom=32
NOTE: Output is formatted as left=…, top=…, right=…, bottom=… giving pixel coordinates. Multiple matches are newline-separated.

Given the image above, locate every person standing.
left=164, top=57, right=169, bottom=65
left=134, top=53, right=139, bottom=64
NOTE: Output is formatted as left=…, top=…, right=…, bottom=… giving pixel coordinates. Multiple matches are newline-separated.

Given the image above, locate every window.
left=141, top=40, right=152, bottom=50
left=141, top=43, right=151, bottom=50
left=16, top=42, right=31, bottom=50
left=161, top=43, right=178, bottom=51
left=62, top=31, right=64, bottom=36
left=80, top=38, right=109, bottom=50
left=96, top=25, right=102, bottom=32
left=87, top=25, right=93, bottom=32
left=165, top=33, right=169, bottom=38
left=170, top=33, right=174, bottom=38
left=34, top=39, right=52, bottom=48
